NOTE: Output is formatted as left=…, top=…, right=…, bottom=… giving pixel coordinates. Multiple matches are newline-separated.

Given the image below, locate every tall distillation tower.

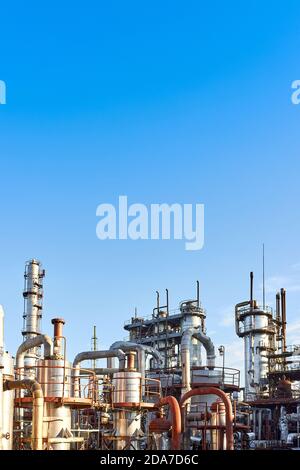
left=235, top=272, right=277, bottom=400
left=22, top=259, right=45, bottom=374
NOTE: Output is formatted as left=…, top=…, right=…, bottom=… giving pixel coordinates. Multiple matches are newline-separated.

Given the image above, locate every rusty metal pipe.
left=180, top=387, right=234, bottom=450
left=52, top=318, right=65, bottom=339
left=4, top=379, right=44, bottom=450
left=127, top=352, right=136, bottom=370
left=157, top=396, right=182, bottom=450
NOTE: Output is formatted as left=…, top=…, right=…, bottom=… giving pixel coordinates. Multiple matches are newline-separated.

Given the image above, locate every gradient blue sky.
left=1, top=2, right=300, bottom=377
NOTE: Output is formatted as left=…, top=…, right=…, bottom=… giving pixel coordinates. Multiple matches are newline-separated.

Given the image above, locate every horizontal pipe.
left=73, top=349, right=126, bottom=397
left=80, top=368, right=120, bottom=376
left=4, top=379, right=44, bottom=450
left=73, top=349, right=126, bottom=368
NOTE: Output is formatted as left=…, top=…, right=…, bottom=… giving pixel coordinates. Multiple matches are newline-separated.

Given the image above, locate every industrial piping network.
left=1, top=260, right=300, bottom=451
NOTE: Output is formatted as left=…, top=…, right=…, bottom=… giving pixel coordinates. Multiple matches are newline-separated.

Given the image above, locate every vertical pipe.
left=52, top=318, right=65, bottom=357
left=276, top=293, right=281, bottom=323
left=180, top=387, right=234, bottom=450
left=4, top=379, right=44, bottom=450
left=281, top=289, right=287, bottom=352
left=127, top=352, right=136, bottom=371
left=166, top=289, right=169, bottom=315
left=0, top=306, right=4, bottom=451
left=156, top=291, right=160, bottom=315
left=276, top=292, right=281, bottom=351
left=262, top=244, right=266, bottom=310
left=157, top=396, right=182, bottom=450
left=250, top=272, right=254, bottom=307
left=197, top=280, right=200, bottom=308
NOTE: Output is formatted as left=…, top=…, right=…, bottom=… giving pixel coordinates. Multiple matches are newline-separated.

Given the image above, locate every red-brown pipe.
left=51, top=317, right=65, bottom=338
left=157, top=396, right=182, bottom=450
left=180, top=387, right=234, bottom=450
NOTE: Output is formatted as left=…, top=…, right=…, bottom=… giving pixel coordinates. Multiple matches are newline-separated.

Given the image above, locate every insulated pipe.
left=4, top=379, right=44, bottom=450
left=73, top=349, right=126, bottom=369
left=16, top=334, right=53, bottom=379
left=194, top=329, right=216, bottom=368
left=157, top=396, right=182, bottom=450
left=72, top=349, right=126, bottom=397
left=181, top=329, right=193, bottom=397
left=180, top=387, right=234, bottom=450
left=80, top=368, right=120, bottom=376
left=181, top=328, right=216, bottom=397
left=110, top=341, right=163, bottom=381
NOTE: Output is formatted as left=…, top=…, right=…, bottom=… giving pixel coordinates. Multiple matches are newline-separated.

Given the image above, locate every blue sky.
left=1, top=1, right=300, bottom=378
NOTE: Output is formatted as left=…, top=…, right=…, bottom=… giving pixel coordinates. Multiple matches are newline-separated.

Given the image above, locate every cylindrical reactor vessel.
left=242, top=309, right=275, bottom=399
left=37, top=359, right=72, bottom=450
left=112, top=372, right=142, bottom=450
left=1, top=352, right=14, bottom=450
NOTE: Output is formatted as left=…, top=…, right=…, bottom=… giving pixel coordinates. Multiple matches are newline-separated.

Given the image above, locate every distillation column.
left=235, top=273, right=277, bottom=400
left=22, top=260, right=45, bottom=375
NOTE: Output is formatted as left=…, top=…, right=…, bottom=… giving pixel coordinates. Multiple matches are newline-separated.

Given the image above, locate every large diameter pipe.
left=73, top=349, right=126, bottom=369
left=4, top=379, right=44, bottom=450
left=156, top=396, right=182, bottom=450
left=80, top=368, right=120, bottom=376
left=181, top=329, right=193, bottom=397
left=180, top=387, right=234, bottom=450
left=110, top=342, right=163, bottom=367
left=109, top=342, right=163, bottom=391
left=16, top=334, right=53, bottom=378
left=73, top=349, right=126, bottom=397
left=181, top=328, right=216, bottom=396
left=193, top=330, right=215, bottom=368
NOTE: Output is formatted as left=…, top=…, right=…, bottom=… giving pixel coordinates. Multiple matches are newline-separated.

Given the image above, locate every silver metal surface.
left=1, top=353, right=14, bottom=450
left=112, top=372, right=142, bottom=404
left=37, top=359, right=72, bottom=398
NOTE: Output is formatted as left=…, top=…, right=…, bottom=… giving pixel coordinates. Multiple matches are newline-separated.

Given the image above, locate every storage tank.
left=112, top=372, right=142, bottom=450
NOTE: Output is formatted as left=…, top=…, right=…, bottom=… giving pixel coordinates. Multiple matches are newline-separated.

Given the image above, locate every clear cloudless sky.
left=1, top=1, right=300, bottom=378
